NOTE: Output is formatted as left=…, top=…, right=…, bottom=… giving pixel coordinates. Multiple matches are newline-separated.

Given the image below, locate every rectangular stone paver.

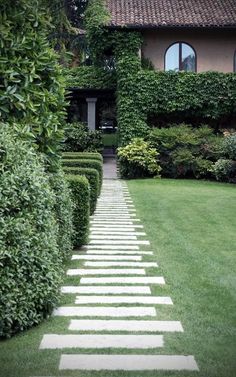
left=89, top=240, right=150, bottom=245
left=91, top=225, right=144, bottom=229
left=75, top=296, right=173, bottom=305
left=40, top=334, right=164, bottom=349
left=71, top=255, right=142, bottom=261
left=84, top=251, right=153, bottom=255
left=90, top=231, right=146, bottom=235
left=67, top=269, right=146, bottom=276
left=84, top=262, right=157, bottom=267
left=69, top=320, right=183, bottom=332
left=61, top=286, right=152, bottom=294
left=53, top=306, right=156, bottom=317
left=80, top=277, right=165, bottom=285
left=89, top=235, right=138, bottom=240
left=59, top=354, right=199, bottom=371
left=85, top=245, right=140, bottom=250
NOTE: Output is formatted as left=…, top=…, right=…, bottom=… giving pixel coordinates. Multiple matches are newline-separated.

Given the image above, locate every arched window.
left=234, top=50, right=236, bottom=72
left=165, top=42, right=196, bottom=72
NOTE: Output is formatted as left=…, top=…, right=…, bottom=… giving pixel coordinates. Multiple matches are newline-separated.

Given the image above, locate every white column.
left=86, top=98, right=97, bottom=131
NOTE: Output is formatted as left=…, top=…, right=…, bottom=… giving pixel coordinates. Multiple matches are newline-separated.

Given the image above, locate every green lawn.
left=127, top=178, right=236, bottom=377
left=102, top=133, right=118, bottom=147
left=0, top=179, right=235, bottom=377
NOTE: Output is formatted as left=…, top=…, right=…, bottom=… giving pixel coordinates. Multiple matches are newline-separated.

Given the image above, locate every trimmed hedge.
left=63, top=159, right=103, bottom=192
left=62, top=152, right=103, bottom=162
left=63, top=167, right=99, bottom=214
left=66, top=175, right=90, bottom=247
left=0, top=126, right=62, bottom=338
left=49, top=170, right=74, bottom=260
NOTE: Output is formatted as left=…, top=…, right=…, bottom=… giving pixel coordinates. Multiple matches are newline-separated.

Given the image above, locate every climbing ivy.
left=79, top=0, right=236, bottom=145
left=64, top=66, right=116, bottom=89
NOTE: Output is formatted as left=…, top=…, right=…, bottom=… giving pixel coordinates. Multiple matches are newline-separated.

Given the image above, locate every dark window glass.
left=165, top=42, right=196, bottom=72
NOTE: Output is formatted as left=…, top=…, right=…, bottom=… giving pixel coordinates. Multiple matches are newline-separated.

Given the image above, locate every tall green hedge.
left=0, top=126, right=62, bottom=338
left=66, top=175, right=90, bottom=247
left=63, top=166, right=99, bottom=214
left=0, top=0, right=66, bottom=169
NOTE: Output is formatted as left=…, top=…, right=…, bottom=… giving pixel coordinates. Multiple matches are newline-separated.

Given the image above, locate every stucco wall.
left=142, top=29, right=236, bottom=73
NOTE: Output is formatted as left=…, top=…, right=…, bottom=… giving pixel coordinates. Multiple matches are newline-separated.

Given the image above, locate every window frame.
left=164, top=41, right=197, bottom=72
left=234, top=50, right=236, bottom=72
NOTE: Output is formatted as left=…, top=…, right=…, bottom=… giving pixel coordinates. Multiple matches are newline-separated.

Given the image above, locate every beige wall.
left=142, top=29, right=236, bottom=73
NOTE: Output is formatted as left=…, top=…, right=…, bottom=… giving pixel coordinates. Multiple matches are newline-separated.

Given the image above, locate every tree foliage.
left=0, top=0, right=66, bottom=169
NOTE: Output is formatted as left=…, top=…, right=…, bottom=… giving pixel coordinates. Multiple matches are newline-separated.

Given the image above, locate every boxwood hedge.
left=62, top=152, right=103, bottom=162
left=63, top=159, right=103, bottom=193
left=0, top=126, right=62, bottom=338
left=63, top=167, right=99, bottom=214
left=66, top=175, right=90, bottom=247
left=49, top=169, right=74, bottom=260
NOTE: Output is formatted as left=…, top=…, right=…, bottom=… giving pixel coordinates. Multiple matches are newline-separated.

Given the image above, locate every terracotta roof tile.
left=105, top=0, right=236, bottom=28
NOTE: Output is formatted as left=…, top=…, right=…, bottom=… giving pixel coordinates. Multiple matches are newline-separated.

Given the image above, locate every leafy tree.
left=0, top=0, right=66, bottom=169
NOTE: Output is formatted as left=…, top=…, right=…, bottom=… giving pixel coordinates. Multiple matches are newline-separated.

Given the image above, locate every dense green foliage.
left=149, top=124, right=223, bottom=179
left=63, top=166, right=99, bottom=213
left=63, top=122, right=103, bottom=152
left=49, top=169, right=74, bottom=260
left=118, top=138, right=161, bottom=179
left=0, top=0, right=66, bottom=169
left=0, top=126, right=62, bottom=338
left=63, top=158, right=103, bottom=191
left=66, top=174, right=90, bottom=247
left=64, top=66, right=116, bottom=89
left=63, top=151, right=103, bottom=161
left=213, top=134, right=236, bottom=183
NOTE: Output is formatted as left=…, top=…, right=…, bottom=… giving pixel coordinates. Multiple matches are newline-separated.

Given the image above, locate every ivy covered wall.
left=66, top=0, right=236, bottom=145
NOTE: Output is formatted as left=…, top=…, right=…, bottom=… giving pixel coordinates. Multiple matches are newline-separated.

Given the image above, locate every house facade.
left=106, top=0, right=236, bottom=73
left=70, top=0, right=236, bottom=134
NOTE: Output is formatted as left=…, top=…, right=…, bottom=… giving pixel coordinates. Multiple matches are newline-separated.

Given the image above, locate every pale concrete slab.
left=91, top=225, right=143, bottom=228
left=61, top=286, right=151, bottom=294
left=75, top=296, right=173, bottom=305
left=40, top=334, right=164, bottom=349
left=89, top=240, right=150, bottom=245
left=67, top=269, right=146, bottom=276
left=89, top=235, right=138, bottom=240
left=69, top=320, right=183, bottom=332
left=59, top=355, right=199, bottom=371
left=85, top=251, right=153, bottom=255
left=71, top=255, right=142, bottom=261
left=90, top=232, right=146, bottom=236
left=84, top=262, right=157, bottom=267
left=90, top=221, right=140, bottom=224
left=53, top=306, right=156, bottom=317
left=85, top=245, right=140, bottom=249
left=80, top=277, right=165, bottom=285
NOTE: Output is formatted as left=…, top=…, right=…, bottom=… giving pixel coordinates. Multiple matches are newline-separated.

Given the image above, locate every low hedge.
left=62, top=152, right=103, bottom=162
left=66, top=175, right=90, bottom=247
left=0, top=126, right=62, bottom=338
left=63, top=167, right=99, bottom=214
left=49, top=170, right=74, bottom=260
left=63, top=159, right=103, bottom=192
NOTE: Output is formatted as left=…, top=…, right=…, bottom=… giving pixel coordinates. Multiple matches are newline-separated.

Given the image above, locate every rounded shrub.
left=117, top=138, right=161, bottom=179
left=63, top=122, right=103, bottom=153
left=213, top=159, right=236, bottom=183
left=0, top=126, right=62, bottom=338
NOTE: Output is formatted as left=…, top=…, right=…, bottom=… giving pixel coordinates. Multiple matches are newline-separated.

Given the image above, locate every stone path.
left=39, top=179, right=199, bottom=373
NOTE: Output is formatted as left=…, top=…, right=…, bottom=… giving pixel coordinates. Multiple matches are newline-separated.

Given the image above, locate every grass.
left=0, top=179, right=235, bottom=377
left=102, top=133, right=118, bottom=147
